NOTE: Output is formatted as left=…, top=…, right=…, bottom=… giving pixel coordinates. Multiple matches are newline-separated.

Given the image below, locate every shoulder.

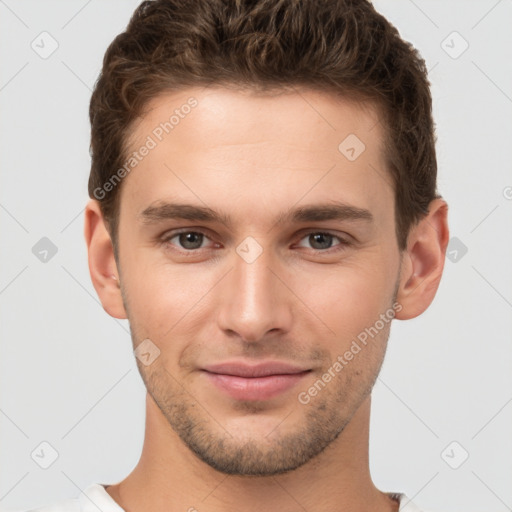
left=14, top=497, right=81, bottom=512
left=11, top=483, right=124, bottom=512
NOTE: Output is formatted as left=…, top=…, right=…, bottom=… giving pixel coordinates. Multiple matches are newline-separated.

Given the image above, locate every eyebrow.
left=139, top=200, right=374, bottom=227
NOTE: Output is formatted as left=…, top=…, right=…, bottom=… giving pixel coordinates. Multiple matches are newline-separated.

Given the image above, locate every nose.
left=216, top=241, right=293, bottom=343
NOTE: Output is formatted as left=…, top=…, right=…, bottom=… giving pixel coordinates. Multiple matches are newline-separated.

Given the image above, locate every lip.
left=201, top=361, right=311, bottom=401
left=202, top=361, right=310, bottom=378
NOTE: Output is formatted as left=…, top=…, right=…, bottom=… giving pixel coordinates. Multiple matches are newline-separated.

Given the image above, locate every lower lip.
left=203, top=371, right=311, bottom=401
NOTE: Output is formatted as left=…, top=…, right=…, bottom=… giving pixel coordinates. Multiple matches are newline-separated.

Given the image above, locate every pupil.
left=311, top=233, right=331, bottom=250
left=180, top=232, right=202, bottom=249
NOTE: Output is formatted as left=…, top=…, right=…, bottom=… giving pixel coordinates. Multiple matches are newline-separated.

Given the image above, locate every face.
left=115, top=86, right=402, bottom=476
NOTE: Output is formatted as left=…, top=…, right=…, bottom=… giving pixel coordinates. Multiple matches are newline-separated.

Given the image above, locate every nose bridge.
left=217, top=237, right=292, bottom=342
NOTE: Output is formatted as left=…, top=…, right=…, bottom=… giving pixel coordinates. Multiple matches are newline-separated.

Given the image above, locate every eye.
left=295, top=231, right=351, bottom=252
left=160, top=229, right=351, bottom=254
left=162, top=230, right=215, bottom=251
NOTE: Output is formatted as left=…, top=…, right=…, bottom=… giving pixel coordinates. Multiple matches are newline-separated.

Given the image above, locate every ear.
left=395, top=198, right=449, bottom=320
left=84, top=199, right=127, bottom=319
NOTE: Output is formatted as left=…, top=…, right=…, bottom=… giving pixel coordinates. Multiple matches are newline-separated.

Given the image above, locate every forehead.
left=119, top=86, right=393, bottom=230
left=131, top=85, right=384, bottom=154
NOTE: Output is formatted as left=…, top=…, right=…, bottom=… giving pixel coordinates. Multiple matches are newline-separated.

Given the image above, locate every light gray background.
left=1, top=1, right=511, bottom=511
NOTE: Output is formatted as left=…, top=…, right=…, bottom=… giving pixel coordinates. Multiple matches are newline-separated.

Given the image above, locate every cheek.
left=297, top=260, right=392, bottom=340
left=121, top=253, right=219, bottom=340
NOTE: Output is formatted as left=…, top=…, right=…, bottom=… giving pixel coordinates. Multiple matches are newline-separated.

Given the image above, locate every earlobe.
left=84, top=199, right=127, bottom=319
left=395, top=198, right=450, bottom=320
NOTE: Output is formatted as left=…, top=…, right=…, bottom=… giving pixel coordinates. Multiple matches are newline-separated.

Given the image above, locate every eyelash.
left=160, top=229, right=352, bottom=254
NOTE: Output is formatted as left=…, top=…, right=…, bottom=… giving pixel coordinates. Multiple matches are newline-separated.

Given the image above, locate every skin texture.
left=84, top=86, right=449, bottom=512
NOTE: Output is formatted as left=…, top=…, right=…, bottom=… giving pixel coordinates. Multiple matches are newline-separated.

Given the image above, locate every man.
left=29, top=0, right=449, bottom=510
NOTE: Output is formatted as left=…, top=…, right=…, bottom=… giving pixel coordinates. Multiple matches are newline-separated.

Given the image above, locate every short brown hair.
left=88, top=0, right=441, bottom=253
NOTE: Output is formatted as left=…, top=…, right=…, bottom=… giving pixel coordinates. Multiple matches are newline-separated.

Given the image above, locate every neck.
left=106, top=393, right=398, bottom=512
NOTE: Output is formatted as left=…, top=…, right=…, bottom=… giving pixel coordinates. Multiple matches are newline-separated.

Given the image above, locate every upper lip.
left=202, top=361, right=311, bottom=378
